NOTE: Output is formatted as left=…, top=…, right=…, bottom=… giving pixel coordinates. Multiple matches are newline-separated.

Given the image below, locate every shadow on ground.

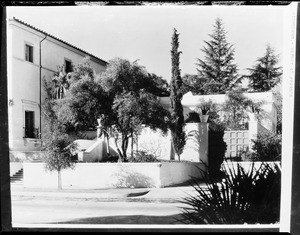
left=52, top=214, right=184, bottom=224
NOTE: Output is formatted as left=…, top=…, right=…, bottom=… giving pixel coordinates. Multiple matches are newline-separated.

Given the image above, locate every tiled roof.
left=11, top=17, right=108, bottom=65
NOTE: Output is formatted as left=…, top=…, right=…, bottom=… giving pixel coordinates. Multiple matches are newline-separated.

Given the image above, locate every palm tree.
left=52, top=65, right=72, bottom=99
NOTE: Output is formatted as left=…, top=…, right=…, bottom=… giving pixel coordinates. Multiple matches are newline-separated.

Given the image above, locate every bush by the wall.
left=185, top=112, right=200, bottom=123
left=104, top=153, right=119, bottom=162
left=251, top=132, right=281, bottom=161
left=128, top=151, right=159, bottom=163
left=236, top=149, right=256, bottom=161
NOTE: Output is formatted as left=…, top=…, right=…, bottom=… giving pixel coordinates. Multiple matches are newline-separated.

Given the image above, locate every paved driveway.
left=11, top=196, right=185, bottom=225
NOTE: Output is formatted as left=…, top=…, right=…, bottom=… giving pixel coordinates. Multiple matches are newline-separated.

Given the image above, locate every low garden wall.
left=23, top=162, right=206, bottom=189
left=9, top=151, right=45, bottom=176
left=10, top=162, right=23, bottom=176
left=160, top=161, right=205, bottom=187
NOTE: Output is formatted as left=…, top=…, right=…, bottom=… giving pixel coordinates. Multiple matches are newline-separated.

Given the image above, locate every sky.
left=7, top=5, right=284, bottom=82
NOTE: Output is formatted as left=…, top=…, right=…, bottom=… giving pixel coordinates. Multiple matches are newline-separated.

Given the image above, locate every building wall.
left=7, top=19, right=107, bottom=151
left=137, top=123, right=209, bottom=164
left=8, top=22, right=42, bottom=151
left=41, top=36, right=106, bottom=77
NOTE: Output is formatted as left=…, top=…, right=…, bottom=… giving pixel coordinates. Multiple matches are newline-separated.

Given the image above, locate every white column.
left=248, top=120, right=258, bottom=151
left=181, top=122, right=209, bottom=165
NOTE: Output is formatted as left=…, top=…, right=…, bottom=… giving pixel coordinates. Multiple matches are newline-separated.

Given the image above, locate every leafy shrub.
left=179, top=162, right=281, bottom=224
left=251, top=132, right=281, bottom=161
left=185, top=111, right=200, bottom=123
left=104, top=153, right=119, bottom=162
left=195, top=99, right=213, bottom=115
left=44, top=134, right=77, bottom=171
left=43, top=132, right=78, bottom=190
left=236, top=149, right=257, bottom=161
left=222, top=89, right=262, bottom=130
left=128, top=151, right=159, bottom=163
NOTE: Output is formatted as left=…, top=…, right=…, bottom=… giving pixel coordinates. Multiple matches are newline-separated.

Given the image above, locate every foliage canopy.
left=46, top=57, right=170, bottom=162
left=247, top=45, right=282, bottom=92
left=195, top=18, right=240, bottom=94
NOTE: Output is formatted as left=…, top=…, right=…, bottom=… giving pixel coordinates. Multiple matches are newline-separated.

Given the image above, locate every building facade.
left=7, top=18, right=108, bottom=152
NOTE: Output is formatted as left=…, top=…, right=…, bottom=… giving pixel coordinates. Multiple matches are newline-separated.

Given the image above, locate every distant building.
left=159, top=91, right=279, bottom=159
left=160, top=91, right=278, bottom=133
left=7, top=18, right=108, bottom=152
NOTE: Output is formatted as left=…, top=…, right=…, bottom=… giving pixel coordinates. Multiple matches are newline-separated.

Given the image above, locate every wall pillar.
left=248, top=119, right=258, bottom=151
left=181, top=122, right=209, bottom=165
left=198, top=122, right=209, bottom=165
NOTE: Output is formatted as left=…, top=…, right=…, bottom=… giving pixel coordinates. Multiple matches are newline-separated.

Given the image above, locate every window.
left=24, top=111, right=35, bottom=138
left=25, top=44, right=33, bottom=62
left=65, top=59, right=73, bottom=73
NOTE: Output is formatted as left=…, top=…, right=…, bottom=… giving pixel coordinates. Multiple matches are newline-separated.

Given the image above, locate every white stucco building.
left=160, top=91, right=278, bottom=133
left=158, top=91, right=279, bottom=159
left=7, top=18, right=108, bottom=152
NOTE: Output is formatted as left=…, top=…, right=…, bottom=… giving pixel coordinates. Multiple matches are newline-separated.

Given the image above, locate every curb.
left=10, top=191, right=198, bottom=203
left=10, top=185, right=203, bottom=203
left=11, top=193, right=183, bottom=203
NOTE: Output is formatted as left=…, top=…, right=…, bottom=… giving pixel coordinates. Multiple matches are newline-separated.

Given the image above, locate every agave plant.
left=178, top=162, right=281, bottom=224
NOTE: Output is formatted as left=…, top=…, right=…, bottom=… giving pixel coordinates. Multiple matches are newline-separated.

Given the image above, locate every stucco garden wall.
left=9, top=151, right=45, bottom=176
left=10, top=162, right=23, bottom=176
left=160, top=162, right=206, bottom=187
left=23, top=162, right=206, bottom=189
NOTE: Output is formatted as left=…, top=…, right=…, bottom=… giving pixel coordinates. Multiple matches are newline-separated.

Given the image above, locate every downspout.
left=39, top=34, right=47, bottom=142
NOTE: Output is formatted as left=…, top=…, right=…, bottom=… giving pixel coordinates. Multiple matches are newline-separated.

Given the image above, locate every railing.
left=23, top=127, right=40, bottom=139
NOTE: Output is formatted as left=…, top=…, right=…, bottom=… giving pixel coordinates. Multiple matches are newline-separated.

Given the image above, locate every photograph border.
left=0, top=1, right=298, bottom=233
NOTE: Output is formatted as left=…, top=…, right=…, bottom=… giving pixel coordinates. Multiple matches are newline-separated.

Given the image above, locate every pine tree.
left=247, top=45, right=282, bottom=92
left=170, top=28, right=186, bottom=161
left=196, top=18, right=239, bottom=94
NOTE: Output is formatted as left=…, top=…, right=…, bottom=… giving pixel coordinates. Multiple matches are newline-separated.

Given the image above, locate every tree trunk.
left=106, top=133, right=110, bottom=155
left=121, top=135, right=129, bottom=162
left=170, top=137, right=181, bottom=161
left=170, top=138, right=175, bottom=160
left=113, top=134, right=124, bottom=162
left=131, top=132, right=134, bottom=158
left=58, top=170, right=62, bottom=190
left=136, top=135, right=139, bottom=154
left=123, top=141, right=128, bottom=162
left=117, top=150, right=124, bottom=162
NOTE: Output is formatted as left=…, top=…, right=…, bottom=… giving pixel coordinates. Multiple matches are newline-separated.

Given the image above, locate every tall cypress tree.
left=247, top=45, right=282, bottom=92
left=196, top=18, right=239, bottom=94
left=170, top=28, right=186, bottom=161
